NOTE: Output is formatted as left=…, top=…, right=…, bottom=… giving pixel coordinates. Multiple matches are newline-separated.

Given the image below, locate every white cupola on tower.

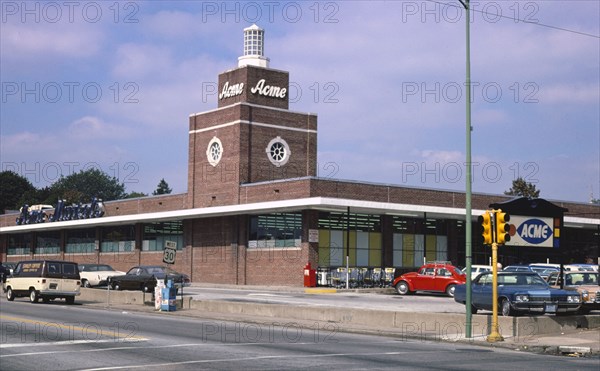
left=238, top=24, right=270, bottom=68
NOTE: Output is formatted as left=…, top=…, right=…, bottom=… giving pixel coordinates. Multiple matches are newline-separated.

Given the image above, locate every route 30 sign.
left=163, top=241, right=177, bottom=264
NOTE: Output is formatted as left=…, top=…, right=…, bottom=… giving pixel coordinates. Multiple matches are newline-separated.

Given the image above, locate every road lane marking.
left=80, top=350, right=414, bottom=370
left=1, top=338, right=146, bottom=348
left=0, top=315, right=147, bottom=341
left=0, top=341, right=288, bottom=358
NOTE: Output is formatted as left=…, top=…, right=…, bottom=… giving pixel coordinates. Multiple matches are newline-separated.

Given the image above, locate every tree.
left=49, top=168, right=127, bottom=204
left=152, top=178, right=172, bottom=195
left=126, top=191, right=148, bottom=199
left=504, top=177, right=540, bottom=198
left=0, top=171, right=36, bottom=213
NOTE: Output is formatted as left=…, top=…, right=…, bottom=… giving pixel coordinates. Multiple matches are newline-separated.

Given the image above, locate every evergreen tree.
left=152, top=178, right=172, bottom=195
left=126, top=191, right=148, bottom=199
left=504, top=177, right=540, bottom=198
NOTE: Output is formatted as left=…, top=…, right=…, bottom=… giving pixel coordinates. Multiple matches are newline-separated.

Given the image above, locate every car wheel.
left=395, top=281, right=410, bottom=295
left=6, top=287, right=15, bottom=301
left=142, top=284, right=151, bottom=293
left=66, top=296, right=75, bottom=305
left=83, top=280, right=91, bottom=288
left=112, top=282, right=121, bottom=291
left=471, top=304, right=478, bottom=314
left=445, top=284, right=456, bottom=297
left=29, top=289, right=39, bottom=303
left=500, top=298, right=513, bottom=316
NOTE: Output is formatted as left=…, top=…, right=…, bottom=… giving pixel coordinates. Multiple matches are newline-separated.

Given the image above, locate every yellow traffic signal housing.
left=479, top=211, right=493, bottom=245
left=495, top=209, right=510, bottom=245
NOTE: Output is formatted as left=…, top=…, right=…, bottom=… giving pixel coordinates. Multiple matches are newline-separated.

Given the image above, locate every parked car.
left=5, top=260, right=81, bottom=304
left=546, top=271, right=600, bottom=314
left=108, top=265, right=191, bottom=293
left=529, top=266, right=559, bottom=280
left=454, top=271, right=581, bottom=316
left=2, top=261, right=17, bottom=275
left=78, top=264, right=126, bottom=288
left=462, top=265, right=492, bottom=280
left=503, top=265, right=533, bottom=273
left=564, top=264, right=598, bottom=272
left=0, top=263, right=9, bottom=283
left=529, top=263, right=560, bottom=271
left=393, top=262, right=466, bottom=297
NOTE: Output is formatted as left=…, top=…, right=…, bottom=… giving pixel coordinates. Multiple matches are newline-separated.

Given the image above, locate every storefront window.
left=7, top=234, right=32, bottom=255
left=66, top=228, right=96, bottom=254
left=249, top=213, right=302, bottom=248
left=36, top=231, right=61, bottom=255
left=392, top=216, right=448, bottom=267
left=101, top=225, right=135, bottom=252
left=317, top=212, right=382, bottom=268
left=142, top=221, right=183, bottom=251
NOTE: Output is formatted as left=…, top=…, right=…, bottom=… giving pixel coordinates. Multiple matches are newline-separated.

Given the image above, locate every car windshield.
left=531, top=267, right=557, bottom=273
left=499, top=273, right=548, bottom=286
left=145, top=266, right=167, bottom=275
left=477, top=273, right=547, bottom=286
left=565, top=272, right=598, bottom=286
left=97, top=265, right=115, bottom=271
left=452, top=267, right=464, bottom=276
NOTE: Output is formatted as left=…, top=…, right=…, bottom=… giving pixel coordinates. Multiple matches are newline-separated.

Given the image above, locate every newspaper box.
left=161, top=279, right=177, bottom=311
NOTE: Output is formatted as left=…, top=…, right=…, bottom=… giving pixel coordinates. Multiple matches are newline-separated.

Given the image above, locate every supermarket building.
left=1, top=25, right=598, bottom=286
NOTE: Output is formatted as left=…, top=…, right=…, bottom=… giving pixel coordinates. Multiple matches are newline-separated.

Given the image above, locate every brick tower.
left=188, top=24, right=318, bottom=208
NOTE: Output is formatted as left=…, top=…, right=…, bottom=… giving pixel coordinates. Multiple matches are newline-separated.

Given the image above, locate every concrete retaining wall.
left=189, top=299, right=600, bottom=338
left=77, top=289, right=599, bottom=338
left=79, top=288, right=148, bottom=305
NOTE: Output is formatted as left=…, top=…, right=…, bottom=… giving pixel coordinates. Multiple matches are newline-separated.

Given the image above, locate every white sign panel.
left=308, top=229, right=319, bottom=243
left=508, top=216, right=555, bottom=248
left=163, top=241, right=177, bottom=264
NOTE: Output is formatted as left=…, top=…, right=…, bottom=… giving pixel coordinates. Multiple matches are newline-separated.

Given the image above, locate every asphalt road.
left=1, top=298, right=599, bottom=370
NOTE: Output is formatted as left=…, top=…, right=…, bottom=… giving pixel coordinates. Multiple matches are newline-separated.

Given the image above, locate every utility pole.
left=458, top=0, right=473, bottom=338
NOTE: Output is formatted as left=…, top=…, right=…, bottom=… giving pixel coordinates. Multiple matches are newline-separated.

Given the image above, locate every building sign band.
left=219, top=79, right=287, bottom=100
left=16, top=198, right=105, bottom=225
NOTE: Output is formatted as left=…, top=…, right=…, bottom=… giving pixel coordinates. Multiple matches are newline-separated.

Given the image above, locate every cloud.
left=112, top=43, right=174, bottom=79
left=1, top=23, right=103, bottom=59
left=68, top=116, right=132, bottom=139
left=538, top=84, right=600, bottom=104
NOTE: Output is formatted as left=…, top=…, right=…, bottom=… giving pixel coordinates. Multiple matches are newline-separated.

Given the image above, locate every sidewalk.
left=83, top=297, right=600, bottom=358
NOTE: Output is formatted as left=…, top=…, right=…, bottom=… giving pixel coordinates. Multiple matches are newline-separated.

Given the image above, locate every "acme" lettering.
left=250, top=79, right=287, bottom=99
left=219, top=81, right=244, bottom=99
left=520, top=223, right=550, bottom=239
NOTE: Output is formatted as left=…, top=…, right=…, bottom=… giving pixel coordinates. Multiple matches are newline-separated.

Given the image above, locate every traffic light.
left=495, top=209, right=510, bottom=245
left=479, top=211, right=493, bottom=245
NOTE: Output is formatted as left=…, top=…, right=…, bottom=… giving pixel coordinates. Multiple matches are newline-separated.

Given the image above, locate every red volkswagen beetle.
left=393, top=262, right=466, bottom=297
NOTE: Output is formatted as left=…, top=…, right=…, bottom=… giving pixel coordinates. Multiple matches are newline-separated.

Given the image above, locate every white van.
left=5, top=260, right=81, bottom=304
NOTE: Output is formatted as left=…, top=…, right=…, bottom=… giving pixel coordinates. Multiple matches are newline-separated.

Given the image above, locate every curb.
left=304, top=288, right=337, bottom=294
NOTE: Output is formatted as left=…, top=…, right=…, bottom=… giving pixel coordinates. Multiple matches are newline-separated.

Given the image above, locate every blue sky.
left=1, top=1, right=598, bottom=204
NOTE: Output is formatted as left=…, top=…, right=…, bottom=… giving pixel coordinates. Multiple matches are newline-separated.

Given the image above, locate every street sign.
left=163, top=241, right=177, bottom=264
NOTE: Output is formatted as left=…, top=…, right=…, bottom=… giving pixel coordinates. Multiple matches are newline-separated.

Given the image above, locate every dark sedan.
left=109, top=265, right=191, bottom=292
left=454, top=271, right=581, bottom=316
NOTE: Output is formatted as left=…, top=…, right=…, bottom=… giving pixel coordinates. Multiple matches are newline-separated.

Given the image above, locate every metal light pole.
left=487, top=240, right=504, bottom=342
left=458, top=0, right=473, bottom=338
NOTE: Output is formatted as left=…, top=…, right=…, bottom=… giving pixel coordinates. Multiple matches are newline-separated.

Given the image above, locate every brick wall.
left=103, top=194, right=187, bottom=217
left=217, top=65, right=289, bottom=109
left=188, top=102, right=317, bottom=208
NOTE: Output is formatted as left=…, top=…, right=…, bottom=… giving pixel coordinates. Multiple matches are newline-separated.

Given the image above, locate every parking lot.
left=178, top=284, right=467, bottom=313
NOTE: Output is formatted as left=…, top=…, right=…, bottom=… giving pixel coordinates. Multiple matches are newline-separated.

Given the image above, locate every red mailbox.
left=303, top=263, right=316, bottom=287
